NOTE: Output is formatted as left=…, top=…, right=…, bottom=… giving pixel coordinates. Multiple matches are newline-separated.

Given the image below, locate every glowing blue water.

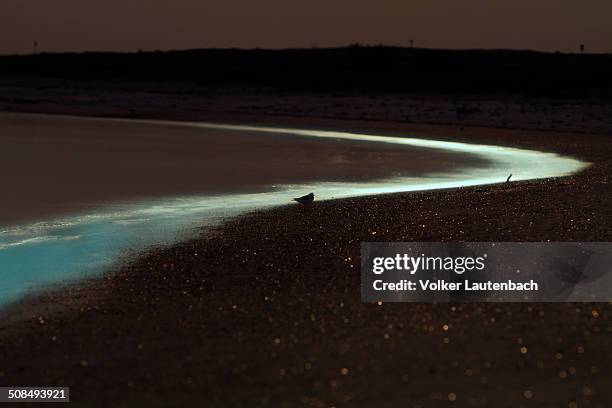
left=0, top=118, right=589, bottom=306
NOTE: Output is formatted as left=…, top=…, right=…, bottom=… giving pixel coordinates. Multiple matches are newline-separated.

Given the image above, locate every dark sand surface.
left=0, top=111, right=610, bottom=407
left=0, top=113, right=486, bottom=227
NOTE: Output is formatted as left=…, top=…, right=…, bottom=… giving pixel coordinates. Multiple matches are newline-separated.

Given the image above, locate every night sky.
left=3, top=0, right=611, bottom=54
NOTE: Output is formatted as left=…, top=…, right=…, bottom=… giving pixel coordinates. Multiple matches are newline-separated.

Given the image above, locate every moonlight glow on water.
left=0, top=118, right=589, bottom=307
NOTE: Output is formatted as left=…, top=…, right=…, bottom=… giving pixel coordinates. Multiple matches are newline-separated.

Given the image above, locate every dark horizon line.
left=2, top=44, right=608, bottom=58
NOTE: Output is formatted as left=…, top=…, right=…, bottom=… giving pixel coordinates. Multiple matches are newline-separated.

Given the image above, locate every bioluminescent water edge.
left=0, top=118, right=589, bottom=307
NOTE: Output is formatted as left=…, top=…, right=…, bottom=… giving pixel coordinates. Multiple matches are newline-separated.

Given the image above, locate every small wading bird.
left=293, top=192, right=315, bottom=205
left=506, top=174, right=513, bottom=183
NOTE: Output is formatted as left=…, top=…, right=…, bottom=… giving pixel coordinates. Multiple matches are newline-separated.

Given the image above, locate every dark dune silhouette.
left=1, top=46, right=612, bottom=97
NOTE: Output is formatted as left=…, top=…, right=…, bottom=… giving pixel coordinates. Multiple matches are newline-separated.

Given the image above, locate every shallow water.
left=0, top=118, right=588, bottom=306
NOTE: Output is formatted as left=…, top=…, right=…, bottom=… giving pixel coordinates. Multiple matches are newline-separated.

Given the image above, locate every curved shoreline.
left=1, top=111, right=490, bottom=227
left=0, top=117, right=610, bottom=406
left=0, top=114, right=589, bottom=308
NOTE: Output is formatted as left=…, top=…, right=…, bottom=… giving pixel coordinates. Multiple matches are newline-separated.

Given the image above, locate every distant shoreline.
left=4, top=44, right=612, bottom=57
left=2, top=46, right=612, bottom=100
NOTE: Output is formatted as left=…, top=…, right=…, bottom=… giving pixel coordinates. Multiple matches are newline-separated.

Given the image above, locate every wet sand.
left=0, top=113, right=487, bottom=227
left=0, top=110, right=610, bottom=406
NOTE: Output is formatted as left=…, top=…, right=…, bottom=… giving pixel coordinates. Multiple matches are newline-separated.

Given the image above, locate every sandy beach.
left=0, top=105, right=610, bottom=406
left=2, top=4, right=612, bottom=403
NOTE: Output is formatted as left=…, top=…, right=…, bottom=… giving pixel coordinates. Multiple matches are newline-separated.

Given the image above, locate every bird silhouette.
left=293, top=192, right=315, bottom=205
